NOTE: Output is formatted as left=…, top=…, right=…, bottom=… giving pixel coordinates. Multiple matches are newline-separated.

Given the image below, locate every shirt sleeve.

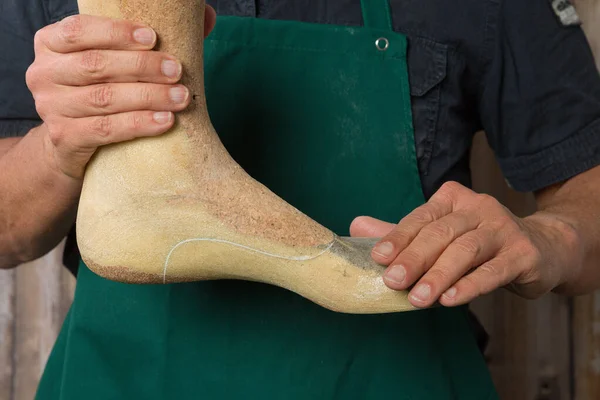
left=0, top=0, right=78, bottom=138
left=478, top=0, right=600, bottom=192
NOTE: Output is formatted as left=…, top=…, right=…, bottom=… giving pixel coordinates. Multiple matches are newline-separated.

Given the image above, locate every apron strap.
left=360, top=0, right=393, bottom=31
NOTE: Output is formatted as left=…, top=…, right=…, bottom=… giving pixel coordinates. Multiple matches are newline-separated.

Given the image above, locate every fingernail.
left=373, top=242, right=394, bottom=258
left=133, top=28, right=156, bottom=45
left=443, top=287, right=457, bottom=299
left=410, top=284, right=431, bottom=303
left=161, top=60, right=181, bottom=78
left=385, top=265, right=406, bottom=285
left=153, top=112, right=172, bottom=124
left=169, top=86, right=188, bottom=104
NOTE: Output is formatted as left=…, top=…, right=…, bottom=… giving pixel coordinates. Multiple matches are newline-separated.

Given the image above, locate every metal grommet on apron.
left=36, top=0, right=499, bottom=399
left=375, top=37, right=389, bottom=51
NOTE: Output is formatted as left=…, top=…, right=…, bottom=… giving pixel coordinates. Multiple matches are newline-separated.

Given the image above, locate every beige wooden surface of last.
left=1, top=0, right=600, bottom=399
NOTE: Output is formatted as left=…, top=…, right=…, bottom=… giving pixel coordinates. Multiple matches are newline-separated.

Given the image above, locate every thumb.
left=204, top=5, right=217, bottom=38
left=349, top=216, right=396, bottom=238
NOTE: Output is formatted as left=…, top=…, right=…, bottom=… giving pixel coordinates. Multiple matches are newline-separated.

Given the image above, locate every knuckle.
left=129, top=113, right=145, bottom=130
left=33, top=28, right=48, bottom=51
left=560, top=220, right=582, bottom=257
left=440, top=180, right=460, bottom=192
left=89, top=84, right=114, bottom=109
left=427, top=268, right=451, bottom=284
left=513, top=235, right=533, bottom=252
left=58, top=15, right=83, bottom=45
left=439, top=181, right=463, bottom=197
left=519, top=267, right=542, bottom=287
left=459, top=275, right=479, bottom=294
left=517, top=238, right=543, bottom=266
left=475, top=193, right=494, bottom=203
left=411, top=206, right=437, bottom=224
left=386, top=229, right=411, bottom=246
left=134, top=51, right=150, bottom=72
left=478, top=262, right=510, bottom=293
left=479, top=261, right=501, bottom=278
left=454, top=235, right=481, bottom=256
left=108, top=20, right=126, bottom=43
left=464, top=272, right=493, bottom=297
left=401, top=249, right=426, bottom=268
left=80, top=50, right=107, bottom=78
left=33, top=94, right=50, bottom=118
left=138, top=86, right=154, bottom=106
left=33, top=90, right=58, bottom=117
left=90, top=115, right=112, bottom=138
left=25, top=64, right=41, bottom=90
left=494, top=215, right=516, bottom=230
left=423, top=222, right=455, bottom=242
left=475, top=193, right=500, bottom=209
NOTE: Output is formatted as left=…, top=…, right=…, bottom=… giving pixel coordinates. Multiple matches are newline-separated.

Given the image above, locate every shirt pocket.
left=407, top=36, right=448, bottom=175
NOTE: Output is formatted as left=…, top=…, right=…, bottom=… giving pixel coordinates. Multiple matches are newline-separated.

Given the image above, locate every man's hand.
left=25, top=8, right=216, bottom=179
left=350, top=181, right=582, bottom=308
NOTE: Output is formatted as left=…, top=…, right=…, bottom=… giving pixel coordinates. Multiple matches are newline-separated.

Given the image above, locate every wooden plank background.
left=0, top=1, right=599, bottom=399
left=569, top=4, right=600, bottom=399
left=0, top=240, right=76, bottom=400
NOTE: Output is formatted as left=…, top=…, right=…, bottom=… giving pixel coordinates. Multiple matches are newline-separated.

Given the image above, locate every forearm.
left=530, top=164, right=600, bottom=295
left=0, top=137, right=22, bottom=157
left=0, top=124, right=82, bottom=268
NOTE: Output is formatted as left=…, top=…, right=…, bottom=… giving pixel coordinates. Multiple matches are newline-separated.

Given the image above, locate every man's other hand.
left=350, top=181, right=581, bottom=308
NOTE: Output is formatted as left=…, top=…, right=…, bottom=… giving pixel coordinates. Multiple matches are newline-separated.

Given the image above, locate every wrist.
left=524, top=211, right=584, bottom=292
left=37, top=124, right=86, bottom=183
left=0, top=124, right=81, bottom=264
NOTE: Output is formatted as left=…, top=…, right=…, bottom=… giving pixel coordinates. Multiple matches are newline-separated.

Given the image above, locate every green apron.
left=37, top=1, right=498, bottom=398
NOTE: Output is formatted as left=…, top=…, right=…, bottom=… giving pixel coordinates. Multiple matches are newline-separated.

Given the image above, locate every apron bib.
left=37, top=1, right=498, bottom=398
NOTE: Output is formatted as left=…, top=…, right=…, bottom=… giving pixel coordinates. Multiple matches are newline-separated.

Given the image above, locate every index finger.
left=38, top=15, right=156, bottom=54
left=371, top=193, right=454, bottom=264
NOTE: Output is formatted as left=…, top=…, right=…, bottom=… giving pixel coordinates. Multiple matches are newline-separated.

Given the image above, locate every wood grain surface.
left=0, top=270, right=15, bottom=400
left=0, top=240, right=75, bottom=400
